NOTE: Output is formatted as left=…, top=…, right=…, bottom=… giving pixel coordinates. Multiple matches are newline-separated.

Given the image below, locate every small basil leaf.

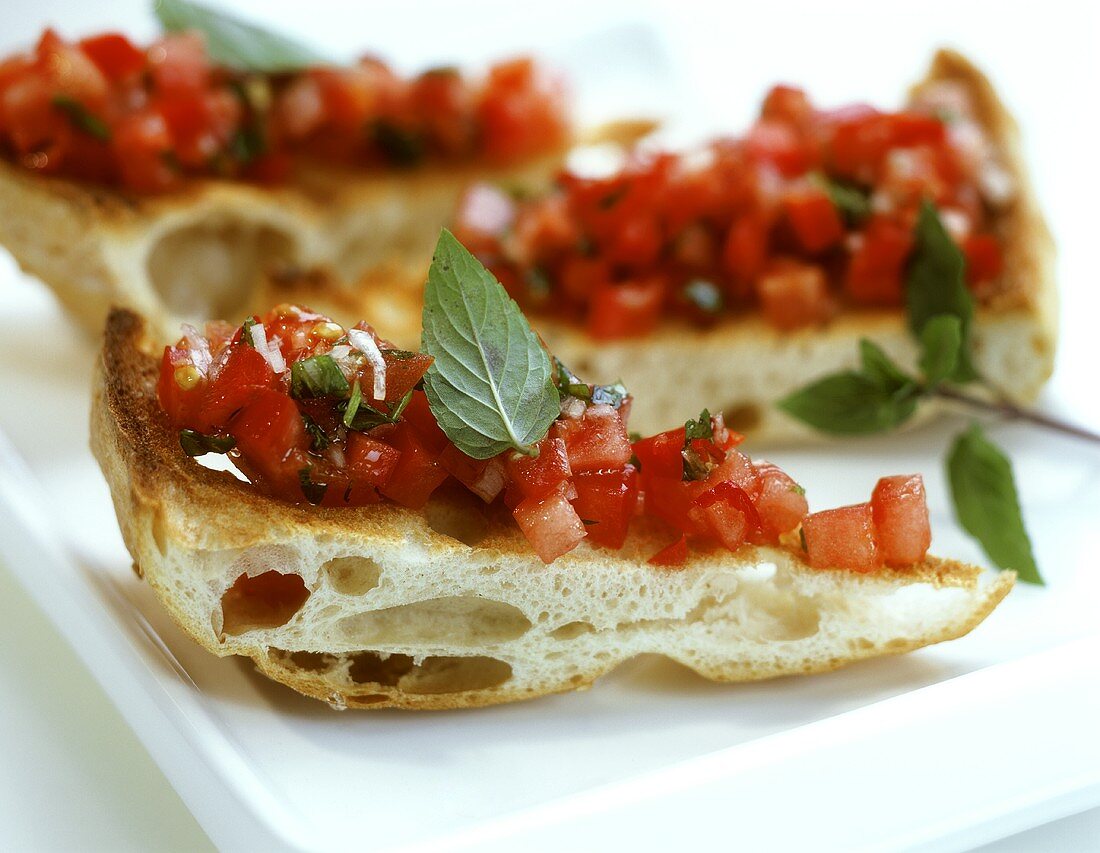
left=421, top=229, right=559, bottom=459
left=906, top=200, right=978, bottom=382
left=297, top=466, right=328, bottom=506
left=239, top=317, right=257, bottom=347
left=51, top=96, right=111, bottom=142
left=290, top=354, right=350, bottom=400
left=919, top=314, right=963, bottom=387
left=812, top=173, right=870, bottom=224
left=342, top=381, right=363, bottom=429
left=684, top=409, right=713, bottom=441
left=947, top=423, right=1042, bottom=584
left=778, top=372, right=919, bottom=435
left=859, top=339, right=913, bottom=392
left=179, top=429, right=236, bottom=457
left=155, top=0, right=330, bottom=73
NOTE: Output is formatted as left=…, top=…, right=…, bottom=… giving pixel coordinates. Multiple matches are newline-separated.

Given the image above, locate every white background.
left=0, top=1, right=1098, bottom=850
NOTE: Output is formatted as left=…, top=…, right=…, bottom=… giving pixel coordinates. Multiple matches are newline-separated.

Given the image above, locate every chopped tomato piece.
left=439, top=445, right=507, bottom=503
left=845, top=216, right=913, bottom=305
left=401, top=390, right=448, bottom=453
left=756, top=259, right=832, bottom=330
left=754, top=463, right=809, bottom=542
left=147, top=32, right=209, bottom=100
left=586, top=278, right=664, bottom=340
left=761, top=85, right=812, bottom=127
left=802, top=502, right=881, bottom=571
left=871, top=474, right=931, bottom=567
left=512, top=484, right=587, bottom=563
left=560, top=256, right=612, bottom=303
left=746, top=119, right=813, bottom=177
left=78, top=33, right=146, bottom=82
left=505, top=436, right=571, bottom=499
left=228, top=390, right=309, bottom=490
left=632, top=427, right=686, bottom=481
left=572, top=467, right=638, bottom=549
left=156, top=345, right=205, bottom=428
left=721, top=212, right=769, bottom=286
left=200, top=346, right=275, bottom=430
left=784, top=189, right=844, bottom=253
left=346, top=433, right=401, bottom=489
left=377, top=421, right=448, bottom=509
left=477, top=58, right=567, bottom=164
left=552, top=404, right=632, bottom=472
left=648, top=534, right=688, bottom=567
left=963, top=233, right=1003, bottom=286
left=691, top=481, right=763, bottom=551
left=113, top=110, right=178, bottom=192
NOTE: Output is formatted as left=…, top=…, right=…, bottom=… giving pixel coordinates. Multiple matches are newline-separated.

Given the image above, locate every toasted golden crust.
left=91, top=308, right=1013, bottom=710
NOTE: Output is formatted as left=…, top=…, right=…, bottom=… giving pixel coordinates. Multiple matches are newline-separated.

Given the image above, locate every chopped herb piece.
left=381, top=348, right=419, bottom=361
left=341, top=388, right=413, bottom=432
left=342, top=381, right=363, bottom=428
left=297, top=467, right=328, bottom=505
left=290, top=354, right=350, bottom=399
left=179, top=429, right=236, bottom=457
left=681, top=409, right=717, bottom=481
left=598, top=184, right=628, bottom=209
left=799, top=528, right=808, bottom=551
left=789, top=483, right=806, bottom=496
left=811, top=173, right=871, bottom=224
left=684, top=409, right=713, bottom=441
left=239, top=317, right=258, bottom=347
left=301, top=413, right=330, bottom=452
left=51, top=96, right=111, bottom=142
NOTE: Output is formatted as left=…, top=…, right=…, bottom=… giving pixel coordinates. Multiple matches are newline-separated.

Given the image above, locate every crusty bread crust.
left=91, top=309, right=1013, bottom=709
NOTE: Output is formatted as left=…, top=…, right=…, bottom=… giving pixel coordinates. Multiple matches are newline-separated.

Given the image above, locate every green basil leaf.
left=919, top=314, right=963, bottom=387
left=778, top=372, right=919, bottom=435
left=684, top=409, right=713, bottom=441
left=290, top=354, right=350, bottom=400
left=812, top=173, right=870, bottom=224
left=239, top=317, right=257, bottom=347
left=341, top=387, right=413, bottom=432
left=859, top=339, right=913, bottom=392
left=155, top=0, right=329, bottom=73
left=52, top=96, right=111, bottom=142
left=906, top=200, right=978, bottom=382
left=301, top=413, right=330, bottom=452
left=297, top=467, right=328, bottom=506
left=179, top=429, right=235, bottom=457
left=947, top=423, right=1042, bottom=584
left=342, top=381, right=363, bottom=428
left=421, top=229, right=559, bottom=459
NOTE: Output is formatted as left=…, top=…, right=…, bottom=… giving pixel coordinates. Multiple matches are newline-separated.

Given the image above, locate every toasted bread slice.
left=91, top=308, right=1013, bottom=710
left=532, top=50, right=1057, bottom=439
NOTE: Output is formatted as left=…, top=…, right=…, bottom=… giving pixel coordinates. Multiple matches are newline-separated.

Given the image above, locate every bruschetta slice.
left=444, top=50, right=1056, bottom=440
left=91, top=289, right=1012, bottom=710
left=0, top=22, right=651, bottom=338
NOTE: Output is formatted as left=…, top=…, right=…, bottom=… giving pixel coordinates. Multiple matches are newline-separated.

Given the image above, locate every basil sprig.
left=155, top=0, right=330, bottom=73
left=778, top=202, right=1041, bottom=582
left=421, top=229, right=560, bottom=459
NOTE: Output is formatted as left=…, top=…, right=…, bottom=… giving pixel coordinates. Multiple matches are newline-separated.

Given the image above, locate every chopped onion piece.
left=560, top=396, right=586, bottom=419
left=249, top=322, right=286, bottom=374
left=347, top=328, right=387, bottom=401
left=180, top=323, right=212, bottom=373
left=329, top=344, right=352, bottom=360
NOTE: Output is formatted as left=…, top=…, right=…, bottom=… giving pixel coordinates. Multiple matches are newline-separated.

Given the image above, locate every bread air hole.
left=322, top=556, right=382, bottom=596
left=220, top=571, right=311, bottom=636
left=551, top=621, right=596, bottom=640
left=336, top=597, right=532, bottom=646
left=423, top=500, right=489, bottom=547
left=348, top=651, right=512, bottom=695
left=147, top=219, right=296, bottom=322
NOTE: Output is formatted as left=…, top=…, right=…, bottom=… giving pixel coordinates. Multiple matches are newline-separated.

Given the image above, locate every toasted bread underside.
left=91, top=310, right=1012, bottom=710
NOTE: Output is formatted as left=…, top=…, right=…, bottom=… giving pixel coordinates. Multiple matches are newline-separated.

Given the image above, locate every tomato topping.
left=78, top=34, right=146, bottom=83
left=845, top=216, right=914, bottom=305
left=963, top=233, right=1003, bottom=286
left=871, top=474, right=931, bottom=567
left=512, top=484, right=587, bottom=563
left=802, top=503, right=881, bottom=572
left=784, top=189, right=844, bottom=253
left=756, top=259, right=832, bottom=330
left=586, top=278, right=665, bottom=340
left=155, top=304, right=937, bottom=569
left=572, top=467, right=639, bottom=549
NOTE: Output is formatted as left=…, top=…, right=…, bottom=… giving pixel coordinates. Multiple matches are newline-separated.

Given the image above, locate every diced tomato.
left=439, top=444, right=507, bottom=503
left=721, top=212, right=769, bottom=287
left=691, top=480, right=763, bottom=551
left=784, top=189, right=844, bottom=253
left=560, top=255, right=612, bottom=303
left=378, top=421, right=448, bottom=509
left=78, top=33, right=146, bottom=82
left=505, top=436, right=571, bottom=499
left=845, top=216, right=913, bottom=305
left=754, top=462, right=809, bottom=542
left=871, top=474, right=931, bottom=567
left=513, top=194, right=579, bottom=261
left=572, top=466, right=638, bottom=549
left=346, top=432, right=401, bottom=489
left=371, top=347, right=434, bottom=404
left=746, top=119, right=813, bottom=177
left=411, top=68, right=472, bottom=155
left=756, top=259, right=832, bottom=330
left=200, top=345, right=275, bottom=430
left=829, top=111, right=945, bottom=182
left=147, top=32, right=209, bottom=100
left=512, top=483, right=587, bottom=563
left=401, top=390, right=449, bottom=453
left=228, top=389, right=309, bottom=490
left=586, top=277, right=664, bottom=340
left=35, top=29, right=108, bottom=108
left=648, top=534, right=688, bottom=567
left=632, top=427, right=686, bottom=481
left=802, top=502, right=881, bottom=571
left=604, top=215, right=663, bottom=269
left=113, top=110, right=179, bottom=192
left=552, top=404, right=631, bottom=472
left=761, top=85, right=812, bottom=127
left=476, top=58, right=568, bottom=164
left=156, top=345, right=205, bottom=428
left=963, top=233, right=1003, bottom=286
